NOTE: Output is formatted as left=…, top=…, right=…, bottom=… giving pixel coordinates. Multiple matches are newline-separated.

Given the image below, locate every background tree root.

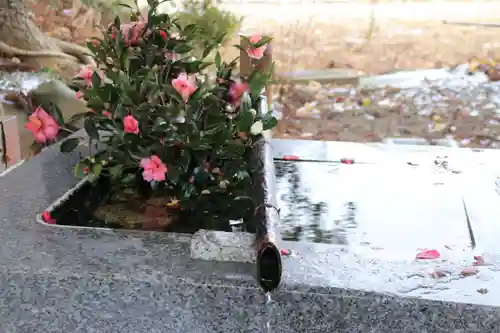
left=0, top=5, right=95, bottom=78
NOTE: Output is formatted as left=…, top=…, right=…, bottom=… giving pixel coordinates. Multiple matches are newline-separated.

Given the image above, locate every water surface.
left=274, top=160, right=473, bottom=260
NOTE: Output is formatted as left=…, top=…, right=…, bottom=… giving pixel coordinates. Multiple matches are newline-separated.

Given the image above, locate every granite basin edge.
left=36, top=177, right=258, bottom=263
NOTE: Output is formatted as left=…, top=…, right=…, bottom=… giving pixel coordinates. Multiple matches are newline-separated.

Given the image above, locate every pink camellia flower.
left=114, top=8, right=149, bottom=46
left=229, top=81, right=249, bottom=106
left=247, top=33, right=267, bottom=60
left=140, top=155, right=168, bottom=182
left=172, top=73, right=197, bottom=102
left=158, top=30, right=168, bottom=40
left=103, top=111, right=112, bottom=119
left=123, top=115, right=139, bottom=134
left=124, top=21, right=147, bottom=46
left=25, top=106, right=60, bottom=143
left=76, top=64, right=93, bottom=84
left=76, top=65, right=104, bottom=87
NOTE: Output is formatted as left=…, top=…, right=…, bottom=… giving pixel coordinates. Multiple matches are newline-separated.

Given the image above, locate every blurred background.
left=10, top=0, right=500, bottom=153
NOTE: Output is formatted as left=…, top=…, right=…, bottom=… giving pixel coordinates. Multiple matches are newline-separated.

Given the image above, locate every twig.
left=442, top=20, right=500, bottom=28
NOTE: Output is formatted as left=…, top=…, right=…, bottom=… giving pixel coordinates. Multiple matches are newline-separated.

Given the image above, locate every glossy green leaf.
left=84, top=118, right=99, bottom=140
left=60, top=138, right=80, bottom=153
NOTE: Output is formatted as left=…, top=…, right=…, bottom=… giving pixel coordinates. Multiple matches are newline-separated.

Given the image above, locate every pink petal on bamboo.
left=247, top=34, right=267, bottom=60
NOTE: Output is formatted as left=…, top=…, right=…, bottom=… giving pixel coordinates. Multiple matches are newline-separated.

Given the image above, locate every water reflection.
left=274, top=161, right=357, bottom=244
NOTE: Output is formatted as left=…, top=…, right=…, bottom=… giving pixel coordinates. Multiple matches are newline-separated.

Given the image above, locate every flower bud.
left=250, top=120, right=264, bottom=135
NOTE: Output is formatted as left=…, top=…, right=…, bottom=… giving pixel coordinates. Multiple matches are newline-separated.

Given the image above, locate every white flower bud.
left=219, top=180, right=230, bottom=189
left=250, top=120, right=264, bottom=135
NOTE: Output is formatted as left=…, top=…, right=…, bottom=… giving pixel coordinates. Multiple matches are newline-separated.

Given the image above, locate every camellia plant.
left=25, top=2, right=278, bottom=230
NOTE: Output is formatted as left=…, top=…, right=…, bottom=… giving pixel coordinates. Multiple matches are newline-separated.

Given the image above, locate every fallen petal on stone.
left=416, top=249, right=440, bottom=260
left=461, top=267, right=478, bottom=277
left=430, top=270, right=448, bottom=278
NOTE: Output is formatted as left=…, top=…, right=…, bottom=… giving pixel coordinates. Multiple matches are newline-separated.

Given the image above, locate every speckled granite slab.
left=1, top=134, right=500, bottom=332
left=191, top=230, right=256, bottom=263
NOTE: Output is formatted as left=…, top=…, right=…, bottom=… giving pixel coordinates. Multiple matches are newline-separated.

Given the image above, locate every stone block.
left=0, top=115, right=22, bottom=173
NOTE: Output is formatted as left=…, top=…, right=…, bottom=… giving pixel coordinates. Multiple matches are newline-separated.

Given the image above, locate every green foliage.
left=56, top=2, right=277, bottom=226
left=174, top=0, right=242, bottom=56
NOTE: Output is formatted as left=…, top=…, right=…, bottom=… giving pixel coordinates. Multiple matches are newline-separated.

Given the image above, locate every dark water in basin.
left=274, top=160, right=357, bottom=244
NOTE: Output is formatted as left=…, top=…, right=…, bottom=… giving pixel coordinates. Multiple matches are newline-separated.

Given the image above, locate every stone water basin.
left=272, top=139, right=500, bottom=306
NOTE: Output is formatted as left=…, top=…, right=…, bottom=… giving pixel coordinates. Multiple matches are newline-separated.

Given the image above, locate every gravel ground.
left=272, top=66, right=500, bottom=148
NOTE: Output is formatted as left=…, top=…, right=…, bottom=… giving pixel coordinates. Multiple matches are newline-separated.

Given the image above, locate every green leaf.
left=109, top=165, right=122, bottom=180
left=181, top=182, right=196, bottom=198
left=261, top=112, right=278, bottom=131
left=113, top=16, right=121, bottom=30
left=214, top=51, right=221, bottom=68
left=203, top=122, right=224, bottom=136
left=183, top=24, right=198, bottom=36
left=84, top=118, right=100, bottom=140
left=202, top=44, right=216, bottom=59
left=92, top=163, right=103, bottom=178
left=174, top=43, right=193, bottom=54
left=60, top=137, right=80, bottom=153
left=236, top=105, right=255, bottom=132
left=98, top=84, right=115, bottom=102
left=252, top=36, right=272, bottom=48
left=116, top=2, right=134, bottom=9
left=167, top=165, right=181, bottom=184
left=178, top=150, right=191, bottom=172
left=248, top=71, right=267, bottom=98
left=187, top=87, right=204, bottom=105
left=162, top=84, right=183, bottom=104
left=149, top=13, right=170, bottom=26
left=121, top=173, right=136, bottom=185
left=232, top=44, right=246, bottom=54
left=91, top=71, right=102, bottom=88
left=46, top=102, right=65, bottom=126
left=189, top=138, right=212, bottom=151
left=68, top=112, right=93, bottom=125
left=74, top=161, right=89, bottom=178
left=86, top=97, right=105, bottom=110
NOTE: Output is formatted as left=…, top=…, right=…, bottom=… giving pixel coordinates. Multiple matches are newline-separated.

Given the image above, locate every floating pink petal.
left=415, top=249, right=440, bottom=260
left=340, top=158, right=354, bottom=164
left=280, top=249, right=291, bottom=256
